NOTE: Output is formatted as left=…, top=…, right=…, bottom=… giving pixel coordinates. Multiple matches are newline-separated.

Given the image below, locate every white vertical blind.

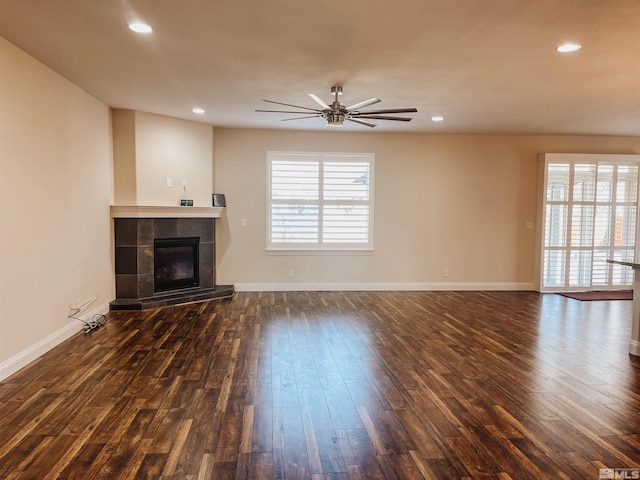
left=541, top=156, right=640, bottom=290
left=267, top=152, right=374, bottom=251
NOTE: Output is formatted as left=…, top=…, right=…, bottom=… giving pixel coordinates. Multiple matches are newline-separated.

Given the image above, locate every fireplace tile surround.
left=110, top=207, right=233, bottom=310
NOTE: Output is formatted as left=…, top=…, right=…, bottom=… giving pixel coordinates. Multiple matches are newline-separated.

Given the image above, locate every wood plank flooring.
left=1, top=291, right=639, bottom=479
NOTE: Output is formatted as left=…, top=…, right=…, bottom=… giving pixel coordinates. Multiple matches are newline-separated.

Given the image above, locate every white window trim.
left=266, top=151, right=375, bottom=254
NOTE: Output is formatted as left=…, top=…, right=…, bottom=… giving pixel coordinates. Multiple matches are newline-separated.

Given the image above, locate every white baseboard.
left=0, top=302, right=110, bottom=382
left=629, top=340, right=640, bottom=357
left=234, top=282, right=536, bottom=292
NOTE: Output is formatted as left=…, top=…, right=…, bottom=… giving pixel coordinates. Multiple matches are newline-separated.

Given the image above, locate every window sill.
left=266, top=249, right=373, bottom=256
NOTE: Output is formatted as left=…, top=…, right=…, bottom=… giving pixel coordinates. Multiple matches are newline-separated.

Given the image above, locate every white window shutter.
left=267, top=152, right=374, bottom=252
left=541, top=155, right=640, bottom=290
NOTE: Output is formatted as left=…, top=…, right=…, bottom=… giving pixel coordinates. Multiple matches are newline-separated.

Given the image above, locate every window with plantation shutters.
left=267, top=151, right=374, bottom=252
left=541, top=154, right=640, bottom=290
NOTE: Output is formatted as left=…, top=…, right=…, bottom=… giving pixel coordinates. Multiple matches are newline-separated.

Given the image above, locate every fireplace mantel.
left=111, top=205, right=224, bottom=219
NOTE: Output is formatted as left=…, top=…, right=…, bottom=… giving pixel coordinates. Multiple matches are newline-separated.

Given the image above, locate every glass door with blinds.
left=541, top=154, right=640, bottom=291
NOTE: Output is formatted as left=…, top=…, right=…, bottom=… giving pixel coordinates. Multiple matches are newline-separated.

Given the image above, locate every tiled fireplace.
left=110, top=206, right=233, bottom=310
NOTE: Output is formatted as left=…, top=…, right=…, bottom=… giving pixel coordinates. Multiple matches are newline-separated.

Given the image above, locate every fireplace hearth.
left=110, top=212, right=233, bottom=310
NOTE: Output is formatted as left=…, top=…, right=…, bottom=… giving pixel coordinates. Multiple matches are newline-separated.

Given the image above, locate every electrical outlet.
left=181, top=178, right=188, bottom=187
left=240, top=219, right=247, bottom=227
left=443, top=269, right=449, bottom=278
left=288, top=269, right=294, bottom=278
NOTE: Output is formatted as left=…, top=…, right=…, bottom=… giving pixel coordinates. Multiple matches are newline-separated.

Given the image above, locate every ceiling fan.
left=256, top=86, right=418, bottom=128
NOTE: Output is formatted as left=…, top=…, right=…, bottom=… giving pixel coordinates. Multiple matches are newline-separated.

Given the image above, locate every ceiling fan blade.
left=346, top=97, right=381, bottom=111
left=256, top=109, right=320, bottom=114
left=308, top=93, right=331, bottom=110
left=346, top=118, right=377, bottom=128
left=354, top=115, right=413, bottom=121
left=261, top=99, right=321, bottom=112
left=354, top=108, right=418, bottom=115
left=282, top=115, right=322, bottom=121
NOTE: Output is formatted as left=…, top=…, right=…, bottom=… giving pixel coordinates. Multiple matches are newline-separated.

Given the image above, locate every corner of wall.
left=112, top=109, right=137, bottom=204
left=211, top=126, right=216, bottom=191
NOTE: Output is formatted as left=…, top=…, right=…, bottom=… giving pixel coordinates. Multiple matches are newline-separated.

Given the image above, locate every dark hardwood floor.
left=1, top=291, right=639, bottom=479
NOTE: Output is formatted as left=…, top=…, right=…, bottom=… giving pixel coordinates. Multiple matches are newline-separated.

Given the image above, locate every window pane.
left=323, top=205, right=369, bottom=243
left=596, top=164, right=613, bottom=202
left=570, top=205, right=594, bottom=246
left=592, top=250, right=610, bottom=285
left=545, top=204, right=567, bottom=247
left=614, top=205, right=636, bottom=246
left=324, top=162, right=370, bottom=201
left=546, top=164, right=570, bottom=201
left=543, top=250, right=566, bottom=287
left=573, top=164, right=596, bottom=202
left=271, top=161, right=319, bottom=200
left=594, top=206, right=611, bottom=247
left=617, top=165, right=638, bottom=203
left=271, top=205, right=319, bottom=243
left=568, top=250, right=592, bottom=287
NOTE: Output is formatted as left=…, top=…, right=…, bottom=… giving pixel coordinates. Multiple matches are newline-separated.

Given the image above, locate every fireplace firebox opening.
left=154, top=237, right=199, bottom=292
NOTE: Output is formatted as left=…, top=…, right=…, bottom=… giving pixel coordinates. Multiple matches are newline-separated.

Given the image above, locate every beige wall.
left=112, top=110, right=214, bottom=206
left=213, top=128, right=640, bottom=289
left=0, top=37, right=113, bottom=373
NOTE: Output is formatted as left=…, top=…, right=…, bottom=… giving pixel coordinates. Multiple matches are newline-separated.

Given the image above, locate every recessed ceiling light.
left=431, top=116, right=444, bottom=122
left=128, top=23, right=153, bottom=34
left=192, top=108, right=205, bottom=114
left=556, top=43, right=581, bottom=53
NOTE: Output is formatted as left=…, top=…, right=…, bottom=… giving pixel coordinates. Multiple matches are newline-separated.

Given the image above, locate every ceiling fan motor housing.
left=326, top=112, right=345, bottom=126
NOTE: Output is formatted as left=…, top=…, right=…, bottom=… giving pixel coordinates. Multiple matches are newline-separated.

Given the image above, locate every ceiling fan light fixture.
left=330, top=86, right=343, bottom=96
left=326, top=113, right=344, bottom=127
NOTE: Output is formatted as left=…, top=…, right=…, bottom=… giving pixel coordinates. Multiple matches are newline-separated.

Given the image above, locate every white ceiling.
left=2, top=0, right=640, bottom=135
